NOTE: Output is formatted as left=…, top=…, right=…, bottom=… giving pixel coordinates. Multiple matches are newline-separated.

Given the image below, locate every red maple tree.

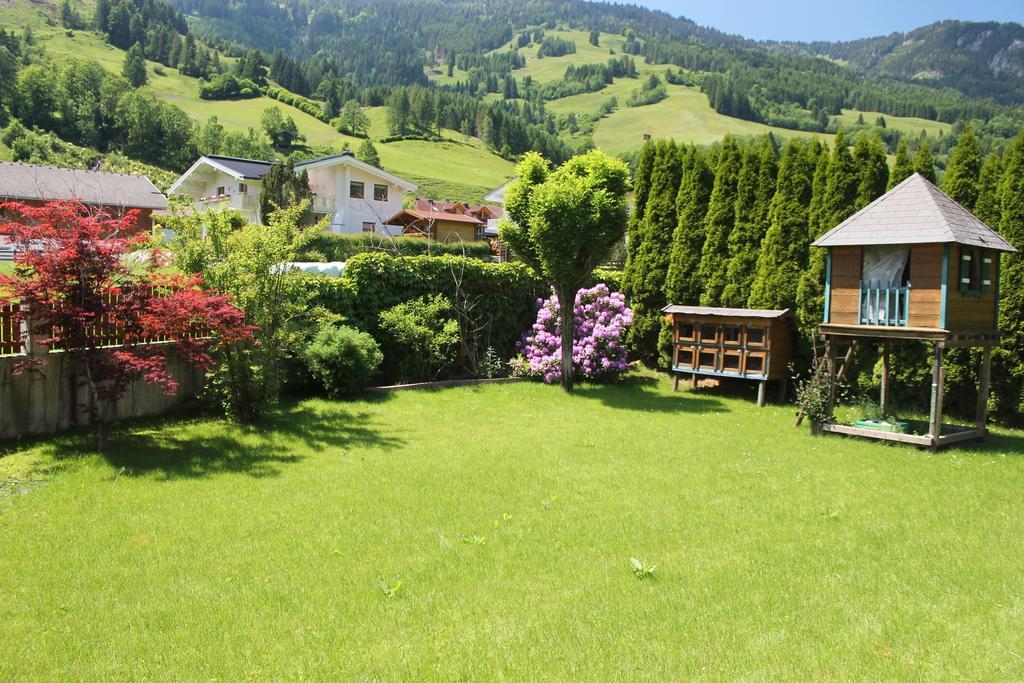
left=0, top=201, right=254, bottom=449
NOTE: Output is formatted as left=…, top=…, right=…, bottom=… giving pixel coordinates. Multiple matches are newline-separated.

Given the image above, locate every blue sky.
left=635, top=0, right=1024, bottom=42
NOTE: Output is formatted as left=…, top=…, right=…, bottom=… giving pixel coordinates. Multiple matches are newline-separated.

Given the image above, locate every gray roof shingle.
left=205, top=155, right=274, bottom=180
left=0, top=162, right=168, bottom=210
left=813, top=172, right=1016, bottom=253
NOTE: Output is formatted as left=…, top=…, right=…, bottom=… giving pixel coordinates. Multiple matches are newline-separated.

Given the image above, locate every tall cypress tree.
left=696, top=136, right=742, bottom=306
left=855, top=134, right=889, bottom=210
left=823, top=129, right=859, bottom=229
left=753, top=134, right=778, bottom=227
left=749, top=140, right=816, bottom=311
left=624, top=140, right=682, bottom=361
left=993, top=132, right=1024, bottom=423
left=941, top=124, right=983, bottom=209
left=913, top=139, right=937, bottom=184
left=622, top=140, right=656, bottom=283
left=974, top=152, right=1004, bottom=227
left=721, top=142, right=767, bottom=307
left=889, top=139, right=914, bottom=189
left=664, top=146, right=714, bottom=306
left=806, top=142, right=830, bottom=245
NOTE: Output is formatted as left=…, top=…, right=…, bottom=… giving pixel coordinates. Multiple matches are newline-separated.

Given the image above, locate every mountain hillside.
left=793, top=21, right=1024, bottom=104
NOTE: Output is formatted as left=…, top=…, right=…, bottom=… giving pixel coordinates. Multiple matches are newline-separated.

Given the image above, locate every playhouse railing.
left=859, top=281, right=910, bottom=327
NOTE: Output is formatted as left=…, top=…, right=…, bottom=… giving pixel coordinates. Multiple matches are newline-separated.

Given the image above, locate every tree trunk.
left=557, top=287, right=576, bottom=393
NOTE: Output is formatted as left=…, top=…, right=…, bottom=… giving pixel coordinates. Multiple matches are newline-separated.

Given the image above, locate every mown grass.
left=2, top=373, right=1024, bottom=679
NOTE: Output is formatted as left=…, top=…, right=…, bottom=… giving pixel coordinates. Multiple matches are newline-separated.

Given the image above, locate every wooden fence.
left=0, top=288, right=208, bottom=357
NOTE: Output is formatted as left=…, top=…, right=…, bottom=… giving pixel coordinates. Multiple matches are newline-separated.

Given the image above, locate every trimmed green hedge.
left=301, top=253, right=622, bottom=382
left=302, top=233, right=493, bottom=262
left=265, top=86, right=330, bottom=123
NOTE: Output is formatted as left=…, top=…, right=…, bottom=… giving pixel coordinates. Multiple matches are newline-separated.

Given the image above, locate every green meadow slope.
left=435, top=29, right=951, bottom=153
left=4, top=8, right=515, bottom=201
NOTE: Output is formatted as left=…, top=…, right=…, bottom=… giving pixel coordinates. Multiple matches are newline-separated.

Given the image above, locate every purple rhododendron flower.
left=510, top=284, right=633, bottom=384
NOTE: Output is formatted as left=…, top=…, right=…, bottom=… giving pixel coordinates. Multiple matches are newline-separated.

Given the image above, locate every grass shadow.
left=12, top=397, right=406, bottom=481
left=573, top=374, right=728, bottom=414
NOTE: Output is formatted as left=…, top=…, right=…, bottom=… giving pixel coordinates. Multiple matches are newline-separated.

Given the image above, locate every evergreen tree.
left=259, top=159, right=313, bottom=224
left=624, top=140, right=682, bottom=361
left=696, top=136, right=742, bottom=306
left=721, top=142, right=765, bottom=307
left=752, top=134, right=778, bottom=227
left=855, top=134, right=889, bottom=210
left=993, top=132, right=1024, bottom=423
left=889, top=139, right=914, bottom=189
left=974, top=152, right=1004, bottom=227
left=941, top=124, right=983, bottom=209
left=94, top=0, right=111, bottom=32
left=357, top=138, right=380, bottom=168
left=913, top=139, right=937, bottom=184
left=622, top=140, right=656, bottom=285
left=749, top=140, right=816, bottom=311
left=123, top=42, right=147, bottom=88
left=823, top=130, right=859, bottom=229
left=806, top=142, right=830, bottom=241
left=664, top=146, right=714, bottom=306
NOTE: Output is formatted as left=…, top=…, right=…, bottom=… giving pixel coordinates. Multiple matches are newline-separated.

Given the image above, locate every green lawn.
left=3, top=374, right=1024, bottom=678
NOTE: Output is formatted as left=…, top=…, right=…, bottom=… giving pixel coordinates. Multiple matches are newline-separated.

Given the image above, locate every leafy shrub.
left=264, top=86, right=330, bottom=122
left=301, top=323, right=383, bottom=397
left=199, top=73, right=261, bottom=100
left=302, top=233, right=492, bottom=262
left=511, top=284, right=632, bottom=383
left=378, top=295, right=460, bottom=383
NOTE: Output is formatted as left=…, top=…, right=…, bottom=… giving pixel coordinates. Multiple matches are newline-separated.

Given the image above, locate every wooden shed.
left=813, top=172, right=1017, bottom=448
left=662, top=305, right=794, bottom=406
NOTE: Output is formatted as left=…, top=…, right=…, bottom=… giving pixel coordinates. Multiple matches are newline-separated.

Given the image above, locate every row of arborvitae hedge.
left=302, top=232, right=494, bottom=262
left=298, top=252, right=622, bottom=384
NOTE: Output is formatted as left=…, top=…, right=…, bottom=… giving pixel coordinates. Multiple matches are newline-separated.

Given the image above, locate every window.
left=350, top=181, right=364, bottom=199
left=373, top=184, right=388, bottom=202
left=362, top=222, right=375, bottom=233
left=959, top=247, right=992, bottom=297
left=238, top=183, right=248, bottom=194
left=216, top=186, right=225, bottom=196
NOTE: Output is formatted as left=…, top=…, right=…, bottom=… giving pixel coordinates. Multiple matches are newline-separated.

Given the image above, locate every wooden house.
left=812, top=172, right=1017, bottom=448
left=662, top=305, right=794, bottom=406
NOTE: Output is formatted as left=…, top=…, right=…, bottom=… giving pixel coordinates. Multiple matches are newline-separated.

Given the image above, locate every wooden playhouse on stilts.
left=812, top=173, right=1017, bottom=449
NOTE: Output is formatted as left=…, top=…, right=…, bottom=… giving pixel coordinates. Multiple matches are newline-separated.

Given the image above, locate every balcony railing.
left=860, top=281, right=910, bottom=327
left=311, top=194, right=336, bottom=213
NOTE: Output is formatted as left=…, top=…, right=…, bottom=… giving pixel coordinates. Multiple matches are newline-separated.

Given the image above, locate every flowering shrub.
left=512, top=284, right=632, bottom=383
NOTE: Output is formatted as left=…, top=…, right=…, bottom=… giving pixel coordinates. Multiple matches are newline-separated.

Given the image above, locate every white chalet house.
left=167, top=151, right=417, bottom=233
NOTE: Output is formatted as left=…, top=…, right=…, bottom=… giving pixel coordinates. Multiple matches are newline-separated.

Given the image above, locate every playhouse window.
left=960, top=247, right=991, bottom=297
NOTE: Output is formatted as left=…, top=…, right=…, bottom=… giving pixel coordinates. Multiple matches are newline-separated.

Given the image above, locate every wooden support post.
left=757, top=380, right=766, bottom=408
left=880, top=340, right=890, bottom=417
left=672, top=373, right=680, bottom=392
left=777, top=378, right=787, bottom=402
left=690, top=372, right=697, bottom=390
left=928, top=343, right=946, bottom=449
left=976, top=345, right=992, bottom=437
left=826, top=338, right=838, bottom=418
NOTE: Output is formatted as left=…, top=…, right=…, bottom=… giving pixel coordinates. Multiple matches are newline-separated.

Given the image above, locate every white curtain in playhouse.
left=861, top=245, right=909, bottom=322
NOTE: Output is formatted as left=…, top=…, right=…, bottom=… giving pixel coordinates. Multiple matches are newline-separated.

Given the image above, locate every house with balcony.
left=166, top=151, right=417, bottom=233
left=812, top=172, right=1017, bottom=449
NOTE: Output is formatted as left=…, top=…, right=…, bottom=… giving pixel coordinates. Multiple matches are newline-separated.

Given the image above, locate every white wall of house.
left=306, top=164, right=406, bottom=235
left=173, top=165, right=262, bottom=224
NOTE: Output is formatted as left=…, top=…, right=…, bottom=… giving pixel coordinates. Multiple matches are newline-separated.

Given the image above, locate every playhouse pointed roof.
left=813, top=172, right=1016, bottom=253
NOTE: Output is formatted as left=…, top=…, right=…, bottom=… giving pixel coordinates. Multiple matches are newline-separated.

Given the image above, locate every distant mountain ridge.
left=778, top=20, right=1024, bottom=104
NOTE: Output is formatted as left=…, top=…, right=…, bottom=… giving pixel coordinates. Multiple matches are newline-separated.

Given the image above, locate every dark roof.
left=814, top=173, right=1017, bottom=253
left=206, top=155, right=274, bottom=180
left=0, top=162, right=167, bottom=209
left=295, top=150, right=355, bottom=167
left=661, top=305, right=792, bottom=319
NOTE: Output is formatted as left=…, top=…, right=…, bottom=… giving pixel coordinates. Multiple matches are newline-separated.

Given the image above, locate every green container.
left=853, top=418, right=909, bottom=434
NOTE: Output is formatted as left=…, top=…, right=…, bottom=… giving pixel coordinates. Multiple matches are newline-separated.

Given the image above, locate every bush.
left=199, top=73, right=261, bottom=100
left=301, top=323, right=383, bottom=397
left=302, top=233, right=493, bottom=262
left=264, top=86, right=330, bottom=122
left=378, top=295, right=460, bottom=383
left=511, top=284, right=632, bottom=383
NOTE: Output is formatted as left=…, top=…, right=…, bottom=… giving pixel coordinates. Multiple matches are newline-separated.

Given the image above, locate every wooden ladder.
left=794, top=340, right=856, bottom=427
